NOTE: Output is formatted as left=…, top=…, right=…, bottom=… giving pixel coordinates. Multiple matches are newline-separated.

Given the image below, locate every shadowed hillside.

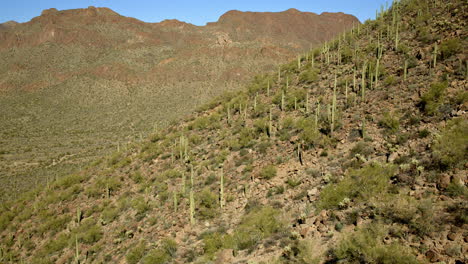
left=0, top=7, right=358, bottom=201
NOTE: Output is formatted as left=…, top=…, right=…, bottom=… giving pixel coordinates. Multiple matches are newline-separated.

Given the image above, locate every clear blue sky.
left=1, top=0, right=391, bottom=25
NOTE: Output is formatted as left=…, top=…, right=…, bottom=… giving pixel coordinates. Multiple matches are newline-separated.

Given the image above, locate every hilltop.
left=0, top=7, right=358, bottom=201
left=0, top=0, right=467, bottom=263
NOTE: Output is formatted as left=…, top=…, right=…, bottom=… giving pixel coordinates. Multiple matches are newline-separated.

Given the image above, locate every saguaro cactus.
left=220, top=168, right=225, bottom=208
left=361, top=62, right=367, bottom=101
left=331, top=76, right=337, bottom=134
left=281, top=91, right=285, bottom=111
left=190, top=190, right=195, bottom=225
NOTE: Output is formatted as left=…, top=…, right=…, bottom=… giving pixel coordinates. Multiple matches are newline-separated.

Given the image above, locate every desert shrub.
left=446, top=183, right=468, bottom=198
left=420, top=81, right=447, bottom=115
left=53, top=173, right=87, bottom=190
left=238, top=127, right=255, bottom=149
left=247, top=74, right=273, bottom=95
left=378, top=112, right=400, bottom=133
left=197, top=188, right=218, bottom=220
left=132, top=196, right=150, bottom=220
left=101, top=206, right=119, bottom=223
left=333, top=223, right=418, bottom=264
left=126, top=242, right=146, bottom=264
left=383, top=75, right=397, bottom=87
left=349, top=141, right=374, bottom=158
left=432, top=118, right=468, bottom=169
left=202, top=232, right=235, bottom=259
left=253, top=118, right=269, bottom=135
left=37, top=214, right=71, bottom=236
left=161, top=169, right=181, bottom=179
left=439, top=38, right=462, bottom=60
left=37, top=232, right=70, bottom=258
left=299, top=68, right=319, bottom=84
left=74, top=218, right=103, bottom=244
left=161, top=238, right=178, bottom=258
left=141, top=249, right=170, bottom=264
left=0, top=210, right=14, bottom=232
left=318, top=163, right=396, bottom=209
left=286, top=178, right=301, bottom=188
left=259, top=165, right=277, bottom=180
left=233, top=206, right=285, bottom=251
left=418, top=129, right=430, bottom=138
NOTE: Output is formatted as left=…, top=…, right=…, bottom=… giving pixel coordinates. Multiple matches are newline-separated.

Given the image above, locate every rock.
left=215, top=249, right=234, bottom=264
left=447, top=232, right=459, bottom=241
left=388, top=152, right=399, bottom=163
left=307, top=188, right=318, bottom=201
left=437, top=174, right=451, bottom=190
left=425, top=249, right=439, bottom=263
left=300, top=227, right=311, bottom=238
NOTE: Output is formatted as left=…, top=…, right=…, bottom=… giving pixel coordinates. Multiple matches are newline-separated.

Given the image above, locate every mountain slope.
left=0, top=0, right=467, bottom=263
left=0, top=7, right=358, bottom=201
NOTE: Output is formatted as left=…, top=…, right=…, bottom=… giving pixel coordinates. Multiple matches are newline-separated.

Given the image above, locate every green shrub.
left=141, top=249, right=170, bottom=264
left=432, top=118, right=468, bottom=169
left=101, top=206, right=119, bottom=223
left=132, top=196, right=150, bottom=220
left=201, top=231, right=236, bottom=259
left=446, top=183, right=468, bottom=197
left=259, top=165, right=277, bottom=180
left=126, top=242, right=146, bottom=264
left=74, top=218, right=103, bottom=244
left=234, top=206, right=285, bottom=251
left=334, top=223, right=418, bottom=264
left=378, top=112, right=400, bottom=133
left=53, top=174, right=87, bottom=190
left=439, top=38, right=462, bottom=60
left=37, top=232, right=70, bottom=258
left=197, top=188, right=218, bottom=220
left=161, top=238, right=177, bottom=258
left=349, top=141, right=374, bottom=158
left=383, top=75, right=397, bottom=87
left=420, top=81, right=447, bottom=115
left=299, top=68, right=319, bottom=84
left=0, top=210, right=14, bottom=232
left=318, top=163, right=396, bottom=209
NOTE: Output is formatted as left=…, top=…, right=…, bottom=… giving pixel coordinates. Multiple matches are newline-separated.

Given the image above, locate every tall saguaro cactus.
left=331, top=75, right=337, bottom=134
left=219, top=168, right=225, bottom=208
left=189, top=190, right=195, bottom=225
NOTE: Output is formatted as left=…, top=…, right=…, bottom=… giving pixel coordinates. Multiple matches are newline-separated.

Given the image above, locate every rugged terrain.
left=1, top=0, right=467, bottom=263
left=0, top=7, right=358, bottom=201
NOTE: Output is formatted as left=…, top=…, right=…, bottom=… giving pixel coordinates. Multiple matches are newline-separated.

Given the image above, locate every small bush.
left=446, top=183, right=468, bottom=198
left=432, top=118, right=468, bottom=169
left=197, top=188, right=218, bottom=220
left=439, top=38, right=462, bottom=60
left=259, top=165, right=277, bottom=180
left=420, top=81, right=447, bottom=115
left=234, top=206, right=285, bottom=251
left=379, top=112, right=400, bottom=133
left=383, top=75, right=397, bottom=87
left=142, top=249, right=170, bottom=264
left=318, top=163, right=396, bottom=209
left=333, top=223, right=418, bottom=264
left=299, top=68, right=319, bottom=84
left=349, top=141, right=374, bottom=158
left=126, top=242, right=146, bottom=264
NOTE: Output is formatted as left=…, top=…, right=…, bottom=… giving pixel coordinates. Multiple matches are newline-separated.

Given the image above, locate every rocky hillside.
left=0, top=0, right=467, bottom=263
left=0, top=7, right=357, bottom=201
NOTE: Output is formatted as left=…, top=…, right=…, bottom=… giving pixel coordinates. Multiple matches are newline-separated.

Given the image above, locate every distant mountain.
left=0, top=6, right=358, bottom=200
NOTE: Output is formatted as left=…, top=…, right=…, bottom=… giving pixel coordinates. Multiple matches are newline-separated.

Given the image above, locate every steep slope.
left=0, top=7, right=358, bottom=201
left=0, top=0, right=467, bottom=263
